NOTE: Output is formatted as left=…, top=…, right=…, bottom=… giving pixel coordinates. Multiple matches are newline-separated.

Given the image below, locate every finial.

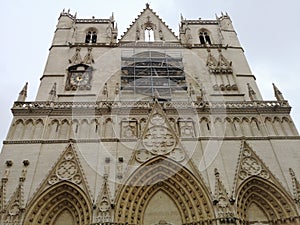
left=247, top=83, right=257, bottom=101
left=74, top=12, right=77, bottom=18
left=103, top=83, right=108, bottom=98
left=17, top=82, right=28, bottom=102
left=272, top=83, right=285, bottom=101
left=48, top=83, right=57, bottom=102
left=146, top=3, right=150, bottom=8
left=115, top=83, right=119, bottom=95
left=111, top=12, right=115, bottom=21
left=289, top=168, right=295, bottom=176
left=214, top=168, right=220, bottom=177
left=180, top=13, right=184, bottom=21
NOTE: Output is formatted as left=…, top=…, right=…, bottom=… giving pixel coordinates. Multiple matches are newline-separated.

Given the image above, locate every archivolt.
left=23, top=181, right=92, bottom=225
left=114, top=156, right=214, bottom=224
left=236, top=176, right=298, bottom=223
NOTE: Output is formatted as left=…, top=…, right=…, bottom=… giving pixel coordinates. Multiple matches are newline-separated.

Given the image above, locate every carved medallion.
left=241, top=157, right=262, bottom=175
left=56, top=161, right=78, bottom=180
left=143, top=127, right=176, bottom=155
left=136, top=149, right=151, bottom=162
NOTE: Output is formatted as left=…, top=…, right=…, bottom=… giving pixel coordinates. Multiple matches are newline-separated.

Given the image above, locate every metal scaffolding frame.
left=120, top=49, right=187, bottom=99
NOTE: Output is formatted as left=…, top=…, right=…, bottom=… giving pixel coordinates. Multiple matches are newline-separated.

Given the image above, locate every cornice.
left=181, top=19, right=219, bottom=25
left=3, top=136, right=300, bottom=145
left=49, top=42, right=243, bottom=50
left=75, top=18, right=112, bottom=24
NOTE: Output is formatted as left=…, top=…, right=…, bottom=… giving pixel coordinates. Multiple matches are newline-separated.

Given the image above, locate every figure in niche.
left=123, top=125, right=134, bottom=138
left=103, top=119, right=114, bottom=138
left=159, top=29, right=163, bottom=40
left=122, top=121, right=137, bottom=138
left=136, top=28, right=140, bottom=40
left=179, top=120, right=195, bottom=137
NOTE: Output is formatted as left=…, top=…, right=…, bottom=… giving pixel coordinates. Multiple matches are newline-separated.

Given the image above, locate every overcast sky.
left=1, top=0, right=299, bottom=146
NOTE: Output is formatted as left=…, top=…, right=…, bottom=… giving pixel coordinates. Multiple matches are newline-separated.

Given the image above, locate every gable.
left=120, top=4, right=179, bottom=43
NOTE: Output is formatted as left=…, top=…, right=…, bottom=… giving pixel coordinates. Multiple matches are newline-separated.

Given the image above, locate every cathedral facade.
left=0, top=4, right=299, bottom=225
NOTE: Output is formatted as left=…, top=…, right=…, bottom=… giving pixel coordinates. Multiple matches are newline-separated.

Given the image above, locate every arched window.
left=199, top=30, right=212, bottom=45
left=145, top=28, right=154, bottom=42
left=85, top=30, right=97, bottom=43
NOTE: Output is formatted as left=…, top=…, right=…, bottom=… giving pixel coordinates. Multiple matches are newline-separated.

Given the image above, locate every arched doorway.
left=114, top=156, right=215, bottom=225
left=23, top=181, right=92, bottom=225
left=236, top=176, right=298, bottom=224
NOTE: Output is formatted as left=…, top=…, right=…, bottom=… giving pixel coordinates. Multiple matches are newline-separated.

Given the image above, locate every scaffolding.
left=121, top=49, right=187, bottom=99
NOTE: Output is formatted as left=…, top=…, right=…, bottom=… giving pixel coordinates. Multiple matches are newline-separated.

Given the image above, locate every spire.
left=213, top=168, right=235, bottom=221
left=96, top=174, right=113, bottom=222
left=17, top=82, right=28, bottom=102
left=272, top=83, right=285, bottom=101
left=180, top=13, right=184, bottom=21
left=48, top=83, right=57, bottom=102
left=110, top=12, right=114, bottom=21
left=247, top=83, right=257, bottom=101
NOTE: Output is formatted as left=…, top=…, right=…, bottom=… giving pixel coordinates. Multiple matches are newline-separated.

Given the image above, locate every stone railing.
left=12, top=100, right=290, bottom=115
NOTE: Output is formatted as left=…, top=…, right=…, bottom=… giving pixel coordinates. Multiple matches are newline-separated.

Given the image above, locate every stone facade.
left=0, top=4, right=299, bottom=225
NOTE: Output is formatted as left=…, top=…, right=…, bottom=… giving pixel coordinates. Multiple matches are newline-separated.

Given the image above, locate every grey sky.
left=1, top=0, right=299, bottom=146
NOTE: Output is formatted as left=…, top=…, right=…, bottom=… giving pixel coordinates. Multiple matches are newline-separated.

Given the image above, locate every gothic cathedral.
left=0, top=4, right=299, bottom=225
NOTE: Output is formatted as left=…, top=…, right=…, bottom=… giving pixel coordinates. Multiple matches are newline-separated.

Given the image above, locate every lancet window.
left=85, top=30, right=97, bottom=43
left=199, top=30, right=212, bottom=45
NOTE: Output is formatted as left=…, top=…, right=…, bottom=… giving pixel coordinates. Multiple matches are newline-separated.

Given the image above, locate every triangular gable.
left=120, top=100, right=207, bottom=187
left=213, top=168, right=235, bottom=219
left=1, top=171, right=26, bottom=224
left=120, top=4, right=179, bottom=42
left=27, top=143, right=93, bottom=204
left=232, top=140, right=286, bottom=195
left=134, top=100, right=184, bottom=163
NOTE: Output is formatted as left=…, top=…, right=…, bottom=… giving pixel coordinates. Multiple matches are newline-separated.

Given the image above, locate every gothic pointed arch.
left=114, top=156, right=215, bottom=225
left=23, top=181, right=92, bottom=225
left=23, top=143, right=93, bottom=225
left=233, top=140, right=299, bottom=224
left=236, top=176, right=298, bottom=224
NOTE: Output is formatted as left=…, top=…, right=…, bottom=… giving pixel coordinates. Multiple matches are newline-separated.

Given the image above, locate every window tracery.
left=85, top=30, right=97, bottom=43
left=199, top=30, right=212, bottom=45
